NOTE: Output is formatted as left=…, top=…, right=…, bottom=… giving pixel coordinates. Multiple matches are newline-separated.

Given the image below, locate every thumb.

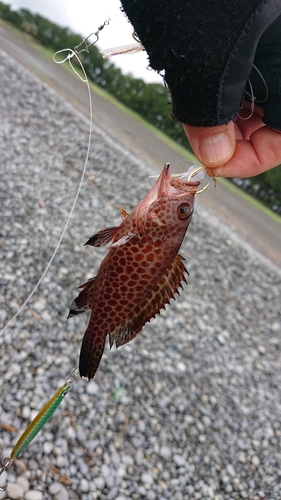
left=183, top=122, right=236, bottom=169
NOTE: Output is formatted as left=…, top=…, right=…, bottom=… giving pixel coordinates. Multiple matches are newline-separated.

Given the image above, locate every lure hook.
left=0, top=457, right=14, bottom=491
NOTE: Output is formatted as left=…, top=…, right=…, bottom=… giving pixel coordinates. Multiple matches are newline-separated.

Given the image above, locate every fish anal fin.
left=67, top=277, right=96, bottom=318
left=84, top=226, right=118, bottom=247
left=79, top=326, right=106, bottom=380
left=110, top=254, right=188, bottom=348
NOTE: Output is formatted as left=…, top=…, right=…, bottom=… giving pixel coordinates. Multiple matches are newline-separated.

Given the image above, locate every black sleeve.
left=120, top=0, right=281, bottom=130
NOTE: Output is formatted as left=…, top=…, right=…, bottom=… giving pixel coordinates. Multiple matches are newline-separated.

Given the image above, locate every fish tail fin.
left=79, top=326, right=106, bottom=380
left=67, top=277, right=96, bottom=318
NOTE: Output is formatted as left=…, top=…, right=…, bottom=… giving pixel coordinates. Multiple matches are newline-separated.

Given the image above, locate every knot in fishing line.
left=52, top=48, right=87, bottom=83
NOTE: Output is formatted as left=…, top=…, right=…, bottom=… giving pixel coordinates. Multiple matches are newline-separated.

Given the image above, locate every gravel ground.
left=1, top=49, right=281, bottom=500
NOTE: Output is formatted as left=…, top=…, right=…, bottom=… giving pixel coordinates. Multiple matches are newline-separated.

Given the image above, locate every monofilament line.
left=1, top=50, right=93, bottom=333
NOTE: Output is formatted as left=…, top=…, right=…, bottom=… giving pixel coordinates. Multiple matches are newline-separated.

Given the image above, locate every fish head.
left=136, top=164, right=200, bottom=244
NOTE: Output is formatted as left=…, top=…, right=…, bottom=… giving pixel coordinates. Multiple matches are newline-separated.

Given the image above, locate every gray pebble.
left=94, top=477, right=105, bottom=490
left=16, top=476, right=30, bottom=493
left=25, top=491, right=44, bottom=500
left=160, top=445, right=172, bottom=459
left=86, top=380, right=99, bottom=395
left=141, top=472, right=154, bottom=485
left=226, top=464, right=236, bottom=477
left=49, top=482, right=69, bottom=500
left=252, top=455, right=261, bottom=466
left=49, top=482, right=63, bottom=495
left=80, top=478, right=89, bottom=493
left=56, top=455, right=66, bottom=468
left=6, top=482, right=25, bottom=500
left=43, top=441, right=53, bottom=455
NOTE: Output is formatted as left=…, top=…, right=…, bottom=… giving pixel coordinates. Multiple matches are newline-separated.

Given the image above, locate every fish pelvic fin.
left=67, top=277, right=96, bottom=318
left=84, top=226, right=118, bottom=247
left=109, top=254, right=188, bottom=348
left=79, top=326, right=106, bottom=380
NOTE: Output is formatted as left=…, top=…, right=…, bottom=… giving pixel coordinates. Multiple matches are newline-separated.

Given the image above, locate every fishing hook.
left=0, top=457, right=14, bottom=491
left=186, top=165, right=209, bottom=193
left=196, top=183, right=209, bottom=194
left=187, top=164, right=206, bottom=182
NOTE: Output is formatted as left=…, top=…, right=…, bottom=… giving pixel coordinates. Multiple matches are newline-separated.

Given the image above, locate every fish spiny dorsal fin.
left=84, top=226, right=118, bottom=247
left=120, top=207, right=129, bottom=219
left=109, top=254, right=188, bottom=348
left=67, top=277, right=96, bottom=318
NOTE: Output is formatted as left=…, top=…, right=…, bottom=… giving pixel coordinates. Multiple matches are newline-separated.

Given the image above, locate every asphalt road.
left=1, top=21, right=281, bottom=268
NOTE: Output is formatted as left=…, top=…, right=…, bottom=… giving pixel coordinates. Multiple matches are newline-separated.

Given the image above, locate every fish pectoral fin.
left=110, top=254, right=188, bottom=348
left=84, top=226, right=118, bottom=247
left=67, top=277, right=96, bottom=318
left=111, top=232, right=137, bottom=247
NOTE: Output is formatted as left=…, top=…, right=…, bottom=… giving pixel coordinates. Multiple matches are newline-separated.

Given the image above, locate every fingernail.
left=199, top=133, right=234, bottom=163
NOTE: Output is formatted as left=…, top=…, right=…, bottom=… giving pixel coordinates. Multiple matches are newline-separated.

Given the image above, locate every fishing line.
left=1, top=42, right=94, bottom=334
left=239, top=64, right=268, bottom=121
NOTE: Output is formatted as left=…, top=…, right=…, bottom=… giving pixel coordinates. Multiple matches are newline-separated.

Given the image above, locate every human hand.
left=183, top=102, right=281, bottom=178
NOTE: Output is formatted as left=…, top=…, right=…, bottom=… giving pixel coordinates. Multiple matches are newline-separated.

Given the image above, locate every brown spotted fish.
left=69, top=163, right=201, bottom=380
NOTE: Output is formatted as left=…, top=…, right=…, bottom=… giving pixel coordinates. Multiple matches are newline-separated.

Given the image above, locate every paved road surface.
left=1, top=21, right=280, bottom=268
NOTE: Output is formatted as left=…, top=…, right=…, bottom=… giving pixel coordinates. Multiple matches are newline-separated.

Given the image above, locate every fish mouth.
left=144, top=163, right=207, bottom=211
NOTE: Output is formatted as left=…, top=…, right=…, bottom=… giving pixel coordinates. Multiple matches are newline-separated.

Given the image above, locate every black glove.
left=121, top=0, right=281, bottom=130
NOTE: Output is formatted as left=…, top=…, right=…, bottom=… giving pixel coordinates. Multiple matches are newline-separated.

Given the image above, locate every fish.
left=68, top=163, right=201, bottom=380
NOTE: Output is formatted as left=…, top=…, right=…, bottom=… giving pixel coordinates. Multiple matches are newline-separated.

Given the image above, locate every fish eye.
left=177, top=203, right=190, bottom=219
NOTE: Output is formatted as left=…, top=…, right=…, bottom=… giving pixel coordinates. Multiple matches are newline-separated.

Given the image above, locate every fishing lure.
left=101, top=31, right=144, bottom=59
left=0, top=369, right=78, bottom=491
left=69, top=164, right=206, bottom=380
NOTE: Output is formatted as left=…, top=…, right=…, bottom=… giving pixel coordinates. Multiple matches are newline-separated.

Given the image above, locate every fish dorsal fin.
left=120, top=207, right=129, bottom=219
left=68, top=276, right=96, bottom=318
left=109, top=254, right=188, bottom=348
left=84, top=226, right=118, bottom=247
